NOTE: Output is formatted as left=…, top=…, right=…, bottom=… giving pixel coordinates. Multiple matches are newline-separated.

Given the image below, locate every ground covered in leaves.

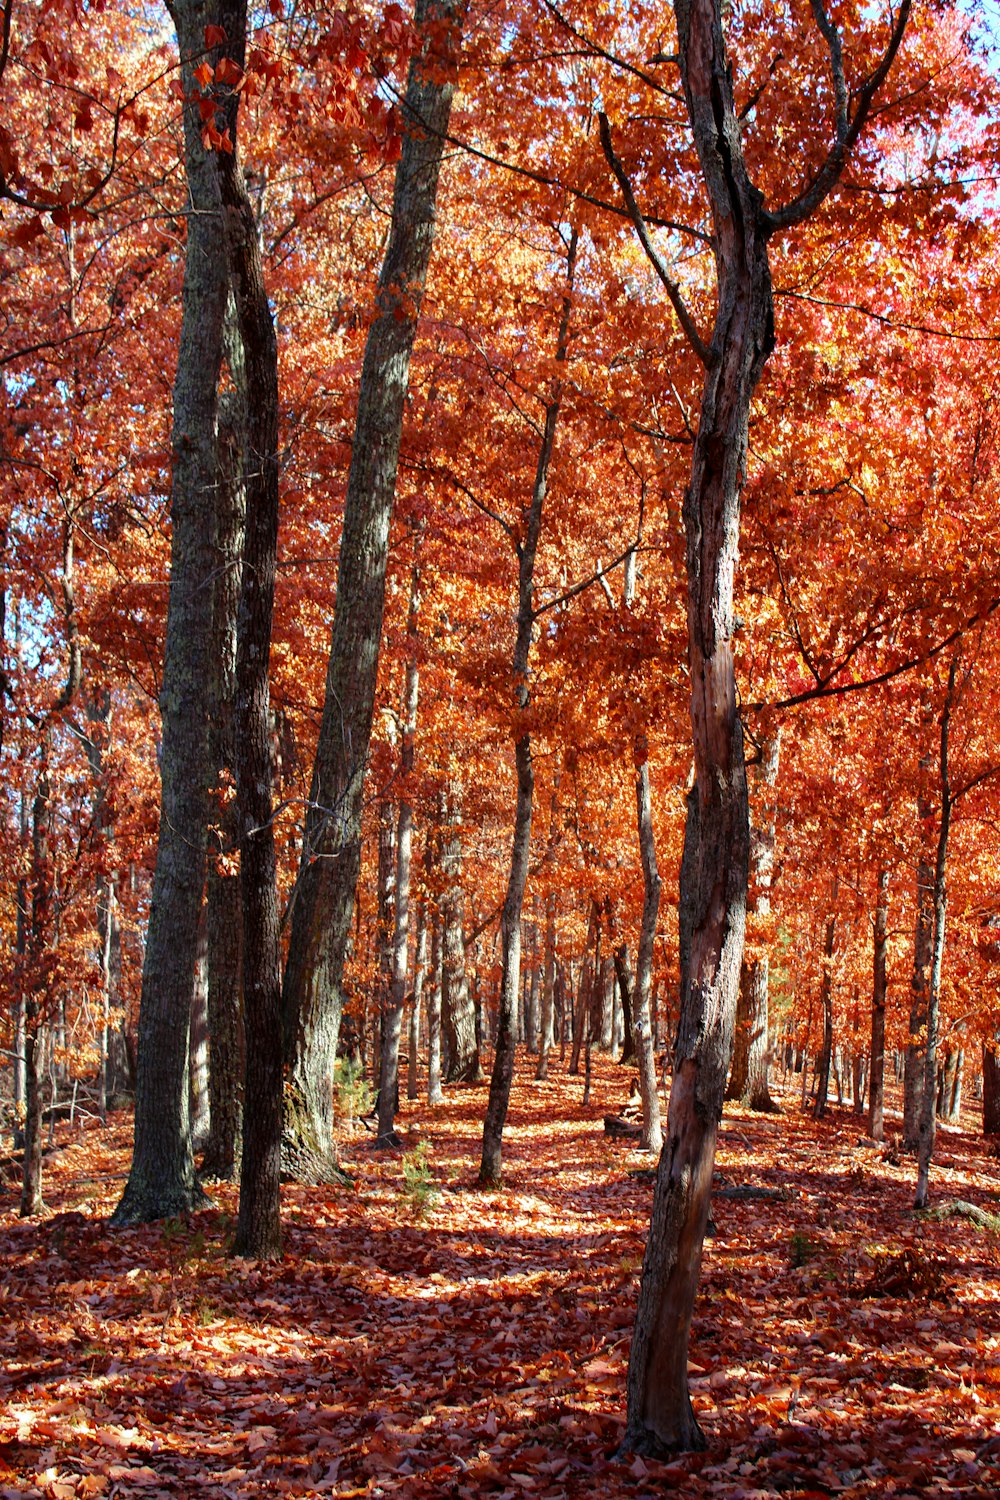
left=1, top=1060, right=999, bottom=1498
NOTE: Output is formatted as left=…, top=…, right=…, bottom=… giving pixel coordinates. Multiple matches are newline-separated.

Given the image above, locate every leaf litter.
left=0, top=1059, right=999, bottom=1498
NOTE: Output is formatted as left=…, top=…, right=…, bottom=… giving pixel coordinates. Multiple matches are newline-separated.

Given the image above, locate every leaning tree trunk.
left=868, top=866, right=889, bottom=1142
left=377, top=558, right=421, bottom=1146
left=727, top=731, right=780, bottom=1111
left=480, top=231, right=576, bottom=1185
left=111, top=0, right=227, bottom=1226
left=281, top=0, right=464, bottom=1177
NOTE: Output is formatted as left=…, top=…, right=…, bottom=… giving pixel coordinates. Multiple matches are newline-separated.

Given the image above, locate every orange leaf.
left=204, top=23, right=227, bottom=46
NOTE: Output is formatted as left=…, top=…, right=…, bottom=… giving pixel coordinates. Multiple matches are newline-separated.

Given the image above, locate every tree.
left=606, top=0, right=911, bottom=1453
left=281, top=0, right=465, bottom=1179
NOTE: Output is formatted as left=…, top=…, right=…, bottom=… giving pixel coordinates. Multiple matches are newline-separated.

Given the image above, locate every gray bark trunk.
left=905, top=750, right=935, bottom=1151
left=441, top=782, right=480, bottom=1082
left=112, top=0, right=227, bottom=1223
left=281, top=0, right=463, bottom=1173
left=535, top=890, right=557, bottom=1080
left=633, top=759, right=663, bottom=1155
left=814, top=901, right=837, bottom=1120
left=408, top=899, right=428, bottom=1100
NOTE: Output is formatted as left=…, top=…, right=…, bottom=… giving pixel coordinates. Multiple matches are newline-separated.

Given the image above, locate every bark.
left=727, top=732, right=780, bottom=1111
left=868, top=866, right=889, bottom=1142
left=189, top=917, right=210, bottom=1148
left=937, top=1045, right=962, bottom=1124
left=915, top=657, right=956, bottom=1210
left=112, top=0, right=227, bottom=1225
left=621, top=0, right=770, bottom=1444
left=21, top=755, right=51, bottom=1217
left=211, top=5, right=285, bottom=1255
left=983, top=1045, right=1000, bottom=1135
left=619, top=0, right=908, bottom=1452
left=633, top=760, right=663, bottom=1156
left=377, top=560, right=421, bottom=1146
left=569, top=901, right=600, bottom=1076
left=281, top=0, right=464, bottom=1171
left=480, top=232, right=576, bottom=1184
left=201, top=348, right=246, bottom=1182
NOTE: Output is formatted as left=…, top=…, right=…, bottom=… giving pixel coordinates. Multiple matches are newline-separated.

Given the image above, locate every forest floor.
left=0, top=1059, right=999, bottom=1499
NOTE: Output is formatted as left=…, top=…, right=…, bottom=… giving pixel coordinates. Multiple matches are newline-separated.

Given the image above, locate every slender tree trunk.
left=441, top=782, right=480, bottom=1082
left=727, top=732, right=780, bottom=1111
left=21, top=757, right=51, bottom=1217
left=905, top=752, right=935, bottom=1151
left=813, top=904, right=837, bottom=1120
left=868, top=866, right=889, bottom=1141
left=633, top=758, right=663, bottom=1156
left=408, top=900, right=428, bottom=1100
left=570, top=902, right=599, bottom=1076
left=480, top=234, right=576, bottom=1183
left=112, top=0, right=227, bottom=1226
left=201, top=356, right=246, bottom=1180
left=427, top=899, right=444, bottom=1105
left=189, top=917, right=211, bottom=1148
left=915, top=657, right=957, bottom=1209
left=281, top=0, right=464, bottom=1172
left=210, top=17, right=286, bottom=1256
left=535, top=891, right=557, bottom=1081
left=377, top=561, right=421, bottom=1146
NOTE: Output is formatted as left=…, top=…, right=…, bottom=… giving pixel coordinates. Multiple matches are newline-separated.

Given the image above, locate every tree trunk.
left=427, top=898, right=444, bottom=1105
left=569, top=902, right=600, bottom=1076
left=377, top=558, right=421, bottom=1146
left=813, top=906, right=837, bottom=1120
left=480, top=234, right=576, bottom=1183
left=535, top=891, right=557, bottom=1080
left=189, top=917, right=210, bottom=1149
left=201, top=311, right=246, bottom=1182
left=868, top=866, right=889, bottom=1142
left=905, top=753, right=935, bottom=1152
left=408, top=899, right=428, bottom=1101
left=212, top=18, right=285, bottom=1256
left=727, top=732, right=780, bottom=1111
left=281, top=0, right=464, bottom=1173
left=982, top=1045, right=1000, bottom=1135
left=632, top=759, right=663, bottom=1156
left=441, top=783, right=480, bottom=1082
left=915, top=657, right=956, bottom=1210
left=111, top=0, right=227, bottom=1226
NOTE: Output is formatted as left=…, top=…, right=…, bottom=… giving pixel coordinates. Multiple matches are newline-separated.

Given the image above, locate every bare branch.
left=598, top=112, right=712, bottom=366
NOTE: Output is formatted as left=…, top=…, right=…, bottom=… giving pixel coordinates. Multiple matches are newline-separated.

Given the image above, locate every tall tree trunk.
left=569, top=901, right=600, bottom=1076
left=202, top=345, right=246, bottom=1182
left=281, top=0, right=464, bottom=1174
left=20, top=754, right=51, bottom=1217
left=112, top=0, right=227, bottom=1225
left=212, top=6, right=286, bottom=1257
left=480, top=232, right=576, bottom=1184
left=727, top=732, right=780, bottom=1111
left=915, top=657, right=957, bottom=1209
left=616, top=0, right=907, bottom=1453
left=868, top=866, right=889, bottom=1141
left=377, top=558, right=421, bottom=1146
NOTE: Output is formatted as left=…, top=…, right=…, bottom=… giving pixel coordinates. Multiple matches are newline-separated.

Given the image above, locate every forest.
left=3, top=0, right=1000, bottom=1490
